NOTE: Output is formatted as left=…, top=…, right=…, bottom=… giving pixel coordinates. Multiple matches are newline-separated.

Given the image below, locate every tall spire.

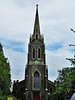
left=33, top=4, right=40, bottom=35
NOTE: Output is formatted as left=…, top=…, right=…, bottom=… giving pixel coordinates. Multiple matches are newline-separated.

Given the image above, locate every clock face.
left=35, top=61, right=38, bottom=65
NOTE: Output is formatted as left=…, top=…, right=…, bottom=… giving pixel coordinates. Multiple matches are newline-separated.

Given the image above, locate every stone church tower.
left=13, top=5, right=55, bottom=100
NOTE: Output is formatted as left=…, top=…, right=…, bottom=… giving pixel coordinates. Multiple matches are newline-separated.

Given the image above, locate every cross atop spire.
left=33, top=4, right=40, bottom=35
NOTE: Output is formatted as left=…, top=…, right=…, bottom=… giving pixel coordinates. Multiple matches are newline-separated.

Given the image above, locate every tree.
left=50, top=28, right=75, bottom=100
left=50, top=67, right=75, bottom=100
left=0, top=43, right=11, bottom=96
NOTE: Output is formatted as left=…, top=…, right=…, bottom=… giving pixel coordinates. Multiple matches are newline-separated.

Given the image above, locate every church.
left=13, top=5, right=55, bottom=100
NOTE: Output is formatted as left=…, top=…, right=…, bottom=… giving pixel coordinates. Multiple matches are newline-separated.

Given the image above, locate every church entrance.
left=33, top=93, right=40, bottom=100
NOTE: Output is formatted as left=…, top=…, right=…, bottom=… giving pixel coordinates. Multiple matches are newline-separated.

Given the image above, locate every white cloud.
left=3, top=48, right=27, bottom=82
left=46, top=48, right=73, bottom=81
left=0, top=0, right=75, bottom=83
left=0, top=0, right=34, bottom=41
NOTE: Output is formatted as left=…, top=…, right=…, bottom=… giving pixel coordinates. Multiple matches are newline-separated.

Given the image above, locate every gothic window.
left=38, top=49, right=40, bottom=58
left=34, top=72, right=39, bottom=89
left=33, top=49, right=35, bottom=58
left=36, top=34, right=38, bottom=40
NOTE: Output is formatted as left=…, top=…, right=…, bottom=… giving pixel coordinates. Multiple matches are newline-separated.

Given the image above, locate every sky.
left=0, top=0, right=75, bottom=84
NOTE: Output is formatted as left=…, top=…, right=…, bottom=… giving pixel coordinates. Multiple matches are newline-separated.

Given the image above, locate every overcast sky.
left=0, top=0, right=75, bottom=83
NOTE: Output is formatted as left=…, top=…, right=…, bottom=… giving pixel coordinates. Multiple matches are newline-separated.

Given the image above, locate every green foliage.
left=0, top=95, right=17, bottom=100
left=0, top=43, right=11, bottom=96
left=50, top=67, right=75, bottom=100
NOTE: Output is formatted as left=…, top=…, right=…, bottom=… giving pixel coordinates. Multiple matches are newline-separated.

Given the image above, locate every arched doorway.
left=33, top=93, right=40, bottom=100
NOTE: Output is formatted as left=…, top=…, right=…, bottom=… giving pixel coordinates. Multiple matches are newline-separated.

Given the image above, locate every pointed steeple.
left=33, top=4, right=40, bottom=35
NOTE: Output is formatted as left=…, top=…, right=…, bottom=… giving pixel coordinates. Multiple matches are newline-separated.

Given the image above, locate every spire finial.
left=33, top=4, right=40, bottom=35
left=36, top=4, right=38, bottom=15
left=36, top=4, right=38, bottom=13
left=36, top=4, right=38, bottom=8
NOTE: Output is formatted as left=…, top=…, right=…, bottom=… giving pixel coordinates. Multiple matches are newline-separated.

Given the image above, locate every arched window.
left=34, top=72, right=39, bottom=89
left=38, top=49, right=40, bottom=58
left=36, top=34, right=38, bottom=40
left=33, top=49, right=35, bottom=58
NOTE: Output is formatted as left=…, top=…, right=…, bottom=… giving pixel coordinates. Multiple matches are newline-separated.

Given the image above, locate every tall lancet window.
left=34, top=71, right=39, bottom=89
left=33, top=49, right=35, bottom=58
left=36, top=34, right=38, bottom=40
left=38, top=48, right=40, bottom=58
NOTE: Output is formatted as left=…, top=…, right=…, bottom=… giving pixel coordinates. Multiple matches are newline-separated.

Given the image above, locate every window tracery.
left=34, top=71, right=39, bottom=89
left=38, top=48, right=40, bottom=58
left=33, top=49, right=35, bottom=58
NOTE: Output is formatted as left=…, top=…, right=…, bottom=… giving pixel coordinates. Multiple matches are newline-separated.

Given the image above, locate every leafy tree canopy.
left=0, top=43, right=11, bottom=96
left=50, top=67, right=75, bottom=100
